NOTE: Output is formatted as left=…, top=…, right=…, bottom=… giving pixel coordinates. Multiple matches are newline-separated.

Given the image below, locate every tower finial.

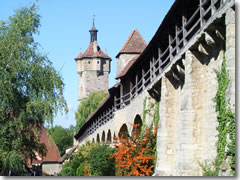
left=93, top=14, right=95, bottom=24
left=89, top=15, right=98, bottom=42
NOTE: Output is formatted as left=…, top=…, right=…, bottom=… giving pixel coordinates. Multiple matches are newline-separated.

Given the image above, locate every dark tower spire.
left=89, top=15, right=98, bottom=42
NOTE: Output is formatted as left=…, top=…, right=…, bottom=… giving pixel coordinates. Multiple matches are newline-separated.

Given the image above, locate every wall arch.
left=132, top=114, right=143, bottom=136
left=102, top=131, right=105, bottom=143
left=118, top=124, right=129, bottom=139
left=106, top=130, right=112, bottom=144
left=113, top=133, right=117, bottom=144
left=96, top=134, right=100, bottom=143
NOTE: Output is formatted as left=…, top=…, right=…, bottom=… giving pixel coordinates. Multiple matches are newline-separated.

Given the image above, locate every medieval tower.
left=75, top=20, right=111, bottom=102
left=115, top=29, right=147, bottom=77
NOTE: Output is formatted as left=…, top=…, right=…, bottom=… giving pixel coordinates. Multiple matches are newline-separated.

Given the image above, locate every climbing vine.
left=140, top=97, right=160, bottom=172
left=200, top=53, right=235, bottom=176
left=214, top=53, right=235, bottom=175
left=153, top=101, right=160, bottom=127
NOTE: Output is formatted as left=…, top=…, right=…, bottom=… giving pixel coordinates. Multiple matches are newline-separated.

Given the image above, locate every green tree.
left=75, top=91, right=107, bottom=130
left=48, top=125, right=74, bottom=156
left=0, top=4, right=67, bottom=175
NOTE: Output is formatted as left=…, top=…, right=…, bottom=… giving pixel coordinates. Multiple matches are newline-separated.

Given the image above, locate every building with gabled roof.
left=27, top=126, right=61, bottom=176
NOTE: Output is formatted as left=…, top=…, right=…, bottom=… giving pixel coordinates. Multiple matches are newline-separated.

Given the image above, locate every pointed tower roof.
left=76, top=51, right=83, bottom=59
left=116, top=29, right=147, bottom=58
left=75, top=19, right=111, bottom=61
left=89, top=20, right=98, bottom=32
left=89, top=17, right=98, bottom=42
left=75, top=42, right=110, bottom=60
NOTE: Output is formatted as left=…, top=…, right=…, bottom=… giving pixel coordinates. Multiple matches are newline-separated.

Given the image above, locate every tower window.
left=97, top=61, right=100, bottom=64
left=88, top=61, right=91, bottom=64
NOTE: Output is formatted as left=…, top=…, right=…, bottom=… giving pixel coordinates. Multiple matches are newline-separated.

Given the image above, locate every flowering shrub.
left=110, top=124, right=157, bottom=176
left=83, top=168, right=89, bottom=176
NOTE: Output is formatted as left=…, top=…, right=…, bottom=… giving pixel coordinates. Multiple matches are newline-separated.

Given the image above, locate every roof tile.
left=75, top=42, right=110, bottom=60
left=116, top=29, right=147, bottom=57
left=28, top=126, right=61, bottom=167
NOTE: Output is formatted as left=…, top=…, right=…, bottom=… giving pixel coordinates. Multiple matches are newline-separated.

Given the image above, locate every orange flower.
left=110, top=123, right=157, bottom=176
left=83, top=168, right=89, bottom=176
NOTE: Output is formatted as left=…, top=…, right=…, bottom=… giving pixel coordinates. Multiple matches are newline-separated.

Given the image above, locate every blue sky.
left=1, top=0, right=175, bottom=128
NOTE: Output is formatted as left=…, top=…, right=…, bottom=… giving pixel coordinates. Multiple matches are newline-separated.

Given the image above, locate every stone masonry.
left=75, top=1, right=235, bottom=176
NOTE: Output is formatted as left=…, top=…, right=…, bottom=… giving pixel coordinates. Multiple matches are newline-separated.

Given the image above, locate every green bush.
left=76, top=164, right=85, bottom=176
left=60, top=157, right=81, bottom=176
left=60, top=165, right=75, bottom=176
left=88, top=144, right=116, bottom=176
left=59, top=142, right=116, bottom=176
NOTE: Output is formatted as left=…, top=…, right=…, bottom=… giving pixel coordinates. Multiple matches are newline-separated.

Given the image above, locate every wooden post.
left=158, top=47, right=162, bottom=58
left=169, top=34, right=173, bottom=62
left=135, top=73, right=138, bottom=95
left=158, top=48, right=163, bottom=74
left=211, top=0, right=216, bottom=15
left=97, top=117, right=100, bottom=128
left=101, top=113, right=104, bottom=125
left=182, top=13, right=187, bottom=46
left=150, top=59, right=153, bottom=81
left=142, top=68, right=145, bottom=88
left=199, top=0, right=203, bottom=27
left=114, top=95, right=117, bottom=111
left=152, top=57, right=156, bottom=78
left=175, top=25, right=180, bottom=53
left=130, top=79, right=133, bottom=100
left=120, top=83, right=123, bottom=107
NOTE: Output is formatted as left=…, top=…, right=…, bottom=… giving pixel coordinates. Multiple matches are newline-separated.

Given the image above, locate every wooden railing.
left=77, top=0, right=232, bottom=143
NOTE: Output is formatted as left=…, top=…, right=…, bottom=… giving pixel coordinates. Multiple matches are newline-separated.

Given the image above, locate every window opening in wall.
left=88, top=61, right=91, bottom=64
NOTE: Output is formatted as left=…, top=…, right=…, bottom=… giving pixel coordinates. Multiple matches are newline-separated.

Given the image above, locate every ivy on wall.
left=140, top=97, right=160, bottom=172
left=214, top=53, right=235, bottom=175
left=200, top=53, right=235, bottom=176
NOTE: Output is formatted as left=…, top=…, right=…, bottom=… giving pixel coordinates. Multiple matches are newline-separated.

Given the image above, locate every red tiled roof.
left=116, top=29, right=147, bottom=58
left=116, top=55, right=139, bottom=79
left=28, top=126, right=61, bottom=167
left=75, top=42, right=110, bottom=60
left=76, top=52, right=83, bottom=59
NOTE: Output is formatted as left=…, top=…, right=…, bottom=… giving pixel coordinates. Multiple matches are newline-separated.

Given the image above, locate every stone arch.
left=118, top=124, right=129, bottom=139
left=132, top=114, right=143, bottom=136
left=113, top=133, right=117, bottom=144
left=96, top=134, right=100, bottom=143
left=102, top=131, right=105, bottom=143
left=106, top=130, right=112, bottom=144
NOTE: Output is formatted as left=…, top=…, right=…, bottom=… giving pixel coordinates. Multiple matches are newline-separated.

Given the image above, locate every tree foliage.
left=47, top=125, right=74, bottom=156
left=0, top=4, right=67, bottom=175
left=75, top=91, right=107, bottom=130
